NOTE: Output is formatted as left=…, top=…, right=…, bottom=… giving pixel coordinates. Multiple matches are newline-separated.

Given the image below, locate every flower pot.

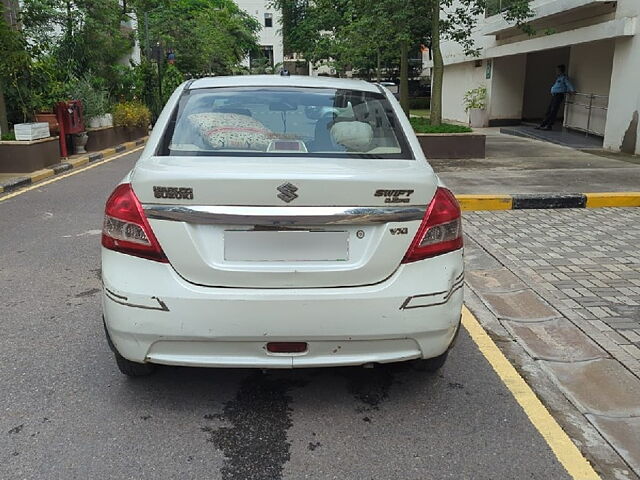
left=34, top=113, right=59, bottom=135
left=73, top=131, right=89, bottom=154
left=103, top=114, right=113, bottom=127
left=88, top=116, right=102, bottom=129
left=469, top=108, right=487, bottom=128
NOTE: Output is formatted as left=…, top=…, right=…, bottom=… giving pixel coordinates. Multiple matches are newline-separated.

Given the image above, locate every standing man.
left=536, top=64, right=576, bottom=131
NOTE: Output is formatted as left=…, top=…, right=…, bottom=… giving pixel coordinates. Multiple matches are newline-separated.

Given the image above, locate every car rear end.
left=101, top=76, right=463, bottom=372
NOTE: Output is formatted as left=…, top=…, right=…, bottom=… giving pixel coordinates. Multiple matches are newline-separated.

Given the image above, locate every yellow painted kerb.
left=585, top=192, right=640, bottom=208
left=462, top=306, right=601, bottom=480
left=456, top=194, right=513, bottom=211
left=29, top=168, right=55, bottom=183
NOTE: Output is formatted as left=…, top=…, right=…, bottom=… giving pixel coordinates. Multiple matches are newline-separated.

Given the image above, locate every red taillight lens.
left=402, top=187, right=462, bottom=263
left=102, top=183, right=168, bottom=263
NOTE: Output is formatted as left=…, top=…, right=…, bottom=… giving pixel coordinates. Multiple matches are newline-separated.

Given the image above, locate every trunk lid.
left=132, top=156, right=436, bottom=288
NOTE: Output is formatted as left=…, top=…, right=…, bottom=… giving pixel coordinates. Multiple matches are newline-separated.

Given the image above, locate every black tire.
left=114, top=350, right=156, bottom=377
left=411, top=351, right=449, bottom=373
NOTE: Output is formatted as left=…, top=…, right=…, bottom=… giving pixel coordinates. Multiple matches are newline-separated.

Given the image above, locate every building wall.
left=236, top=0, right=284, bottom=68
left=604, top=0, right=640, bottom=154
left=566, top=40, right=614, bottom=136
left=441, top=61, right=486, bottom=124
left=488, top=54, right=527, bottom=123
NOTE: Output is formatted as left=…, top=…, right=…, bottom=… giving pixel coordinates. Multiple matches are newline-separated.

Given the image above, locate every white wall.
left=488, top=54, right=527, bottom=122
left=441, top=61, right=487, bottom=123
left=565, top=40, right=614, bottom=136
left=604, top=0, right=640, bottom=154
left=236, top=0, right=284, bottom=68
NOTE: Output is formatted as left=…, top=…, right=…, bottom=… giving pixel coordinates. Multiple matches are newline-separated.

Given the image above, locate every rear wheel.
left=411, top=351, right=449, bottom=373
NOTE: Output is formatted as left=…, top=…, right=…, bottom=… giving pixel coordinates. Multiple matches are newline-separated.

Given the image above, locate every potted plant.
left=69, top=74, right=109, bottom=129
left=463, top=86, right=487, bottom=128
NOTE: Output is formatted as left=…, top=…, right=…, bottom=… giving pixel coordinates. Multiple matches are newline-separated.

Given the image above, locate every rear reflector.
left=402, top=187, right=463, bottom=263
left=266, top=342, right=308, bottom=353
left=102, top=183, right=168, bottom=263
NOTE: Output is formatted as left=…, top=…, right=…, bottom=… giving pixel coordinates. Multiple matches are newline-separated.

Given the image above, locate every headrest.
left=330, top=121, right=373, bottom=151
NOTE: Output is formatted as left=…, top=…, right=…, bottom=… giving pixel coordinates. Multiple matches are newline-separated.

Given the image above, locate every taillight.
left=402, top=187, right=462, bottom=263
left=102, top=183, right=168, bottom=263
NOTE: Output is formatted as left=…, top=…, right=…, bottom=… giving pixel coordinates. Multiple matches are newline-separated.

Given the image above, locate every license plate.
left=224, top=230, right=349, bottom=262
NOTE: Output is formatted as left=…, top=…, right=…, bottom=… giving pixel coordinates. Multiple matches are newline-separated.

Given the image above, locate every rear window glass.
left=160, top=87, right=413, bottom=159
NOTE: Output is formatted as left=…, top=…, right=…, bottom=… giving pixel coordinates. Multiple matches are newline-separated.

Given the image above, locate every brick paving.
left=464, top=207, right=640, bottom=376
left=464, top=207, right=640, bottom=476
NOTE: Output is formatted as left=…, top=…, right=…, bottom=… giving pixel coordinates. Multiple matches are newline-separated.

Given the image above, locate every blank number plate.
left=224, top=230, right=349, bottom=262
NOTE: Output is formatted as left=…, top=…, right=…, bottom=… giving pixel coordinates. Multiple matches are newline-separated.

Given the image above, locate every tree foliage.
left=273, top=0, right=431, bottom=78
left=272, top=0, right=533, bottom=122
left=21, top=0, right=133, bottom=80
left=132, top=0, right=260, bottom=76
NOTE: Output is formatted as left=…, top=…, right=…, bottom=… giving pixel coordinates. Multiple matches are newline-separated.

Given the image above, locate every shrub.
left=463, top=86, right=487, bottom=112
left=113, top=101, right=151, bottom=129
left=410, top=117, right=472, bottom=134
left=68, top=74, right=109, bottom=119
left=161, top=64, right=184, bottom=105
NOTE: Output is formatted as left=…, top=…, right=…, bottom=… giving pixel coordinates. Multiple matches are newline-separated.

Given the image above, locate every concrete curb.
left=0, top=137, right=147, bottom=194
left=457, top=192, right=640, bottom=211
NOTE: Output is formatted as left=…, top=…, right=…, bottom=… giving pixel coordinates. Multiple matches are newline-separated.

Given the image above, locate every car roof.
left=188, top=75, right=381, bottom=93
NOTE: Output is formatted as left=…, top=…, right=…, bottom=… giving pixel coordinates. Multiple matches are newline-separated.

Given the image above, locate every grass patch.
left=410, top=117, right=472, bottom=134
left=410, top=109, right=431, bottom=118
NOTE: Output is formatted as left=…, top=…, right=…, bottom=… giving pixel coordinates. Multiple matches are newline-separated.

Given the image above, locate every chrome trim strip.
left=142, top=205, right=427, bottom=226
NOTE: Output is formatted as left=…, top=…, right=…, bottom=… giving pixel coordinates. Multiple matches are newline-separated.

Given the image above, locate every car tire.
left=411, top=351, right=449, bottom=373
left=114, top=350, right=156, bottom=377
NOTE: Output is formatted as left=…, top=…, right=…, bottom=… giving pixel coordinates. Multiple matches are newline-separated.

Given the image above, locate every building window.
left=264, top=13, right=273, bottom=28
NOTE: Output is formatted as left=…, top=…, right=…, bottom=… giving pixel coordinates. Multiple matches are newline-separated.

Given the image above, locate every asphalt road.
left=0, top=150, right=573, bottom=480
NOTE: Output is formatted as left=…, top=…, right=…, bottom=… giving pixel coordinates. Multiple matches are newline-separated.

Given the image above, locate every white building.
left=431, top=0, right=640, bottom=155
left=236, top=0, right=284, bottom=70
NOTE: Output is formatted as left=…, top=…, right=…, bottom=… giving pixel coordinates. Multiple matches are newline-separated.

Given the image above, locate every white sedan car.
left=101, top=75, right=464, bottom=376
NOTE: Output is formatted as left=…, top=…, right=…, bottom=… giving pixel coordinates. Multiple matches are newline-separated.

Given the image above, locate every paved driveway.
left=433, top=133, right=640, bottom=194
left=0, top=151, right=580, bottom=480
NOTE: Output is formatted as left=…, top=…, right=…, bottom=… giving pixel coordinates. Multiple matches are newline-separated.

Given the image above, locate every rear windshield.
left=160, top=86, right=413, bottom=159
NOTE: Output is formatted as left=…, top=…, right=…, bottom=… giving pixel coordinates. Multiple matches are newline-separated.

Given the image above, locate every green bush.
left=113, top=101, right=151, bottom=129
left=68, top=74, right=109, bottom=119
left=410, top=117, right=472, bottom=134
left=161, top=64, right=184, bottom=105
left=409, top=96, right=431, bottom=110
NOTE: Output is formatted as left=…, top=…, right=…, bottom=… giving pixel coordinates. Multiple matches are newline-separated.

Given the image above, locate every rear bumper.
left=102, top=248, right=464, bottom=368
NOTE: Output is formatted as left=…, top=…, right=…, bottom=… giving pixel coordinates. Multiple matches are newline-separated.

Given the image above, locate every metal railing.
left=563, top=92, right=609, bottom=137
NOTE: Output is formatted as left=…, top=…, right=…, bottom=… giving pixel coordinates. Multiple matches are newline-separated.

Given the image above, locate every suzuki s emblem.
left=277, top=182, right=299, bottom=203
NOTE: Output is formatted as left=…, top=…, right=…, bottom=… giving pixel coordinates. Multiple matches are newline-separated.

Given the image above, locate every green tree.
left=21, top=0, right=133, bottom=81
left=161, top=63, right=184, bottom=104
left=133, top=0, right=260, bottom=76
left=273, top=0, right=533, bottom=121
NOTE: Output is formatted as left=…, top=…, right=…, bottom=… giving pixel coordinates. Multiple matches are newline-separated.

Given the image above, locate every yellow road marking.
left=456, top=194, right=513, bottom=211
left=462, top=306, right=601, bottom=480
left=585, top=192, right=640, bottom=208
left=0, top=146, right=144, bottom=203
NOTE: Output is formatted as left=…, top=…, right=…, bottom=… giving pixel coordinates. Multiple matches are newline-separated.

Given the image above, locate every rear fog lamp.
left=266, top=342, right=308, bottom=353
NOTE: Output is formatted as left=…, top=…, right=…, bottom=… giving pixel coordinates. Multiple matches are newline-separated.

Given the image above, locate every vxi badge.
left=374, top=189, right=414, bottom=203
